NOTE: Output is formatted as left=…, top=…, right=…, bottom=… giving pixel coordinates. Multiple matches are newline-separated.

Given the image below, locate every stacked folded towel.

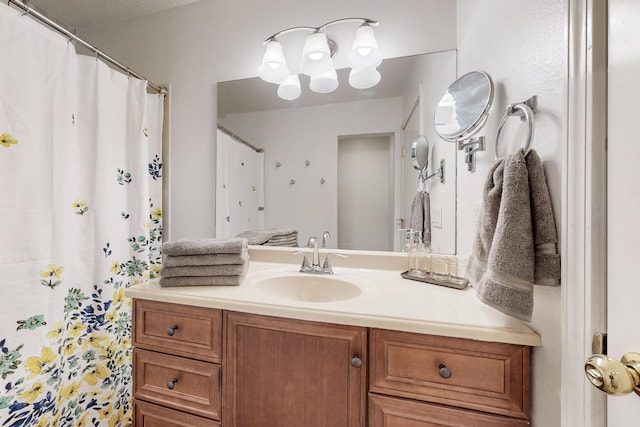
left=235, top=229, right=298, bottom=247
left=159, top=237, right=249, bottom=287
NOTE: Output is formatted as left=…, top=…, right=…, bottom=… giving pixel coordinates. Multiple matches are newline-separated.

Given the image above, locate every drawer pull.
left=166, top=325, right=179, bottom=336
left=166, top=378, right=179, bottom=390
left=351, top=356, right=362, bottom=368
left=439, top=364, right=452, bottom=379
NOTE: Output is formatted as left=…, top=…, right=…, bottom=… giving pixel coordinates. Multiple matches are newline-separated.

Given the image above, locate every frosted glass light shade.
left=300, top=32, right=333, bottom=76
left=277, top=75, right=302, bottom=100
left=348, top=25, right=382, bottom=69
left=310, top=68, right=339, bottom=93
left=257, top=41, right=289, bottom=83
left=349, top=67, right=381, bottom=89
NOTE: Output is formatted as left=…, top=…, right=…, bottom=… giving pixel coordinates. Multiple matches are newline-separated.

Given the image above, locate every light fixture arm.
left=263, top=18, right=379, bottom=44
left=318, top=17, right=379, bottom=32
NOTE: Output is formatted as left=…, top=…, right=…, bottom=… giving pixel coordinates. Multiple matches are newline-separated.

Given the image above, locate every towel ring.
left=495, top=97, right=537, bottom=160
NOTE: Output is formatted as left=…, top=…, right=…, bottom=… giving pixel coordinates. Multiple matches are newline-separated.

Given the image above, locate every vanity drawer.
left=370, top=329, right=530, bottom=420
left=134, top=348, right=222, bottom=420
left=369, top=394, right=529, bottom=427
left=134, top=400, right=221, bottom=427
left=133, top=299, right=222, bottom=363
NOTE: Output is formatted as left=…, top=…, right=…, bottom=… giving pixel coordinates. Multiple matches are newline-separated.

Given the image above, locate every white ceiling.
left=28, top=0, right=200, bottom=31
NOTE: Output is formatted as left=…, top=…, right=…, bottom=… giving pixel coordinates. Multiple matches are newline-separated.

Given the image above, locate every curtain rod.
left=8, top=0, right=167, bottom=95
left=217, top=125, right=264, bottom=153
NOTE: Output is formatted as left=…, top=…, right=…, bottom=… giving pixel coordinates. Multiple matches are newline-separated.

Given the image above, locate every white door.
left=606, top=0, right=640, bottom=423
left=337, top=135, right=393, bottom=251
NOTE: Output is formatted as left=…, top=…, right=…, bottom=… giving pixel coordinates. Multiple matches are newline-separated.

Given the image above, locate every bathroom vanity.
left=127, top=247, right=539, bottom=427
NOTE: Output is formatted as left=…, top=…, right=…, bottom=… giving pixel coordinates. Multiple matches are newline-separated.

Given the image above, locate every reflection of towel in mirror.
left=235, top=229, right=298, bottom=246
left=467, top=149, right=560, bottom=322
left=409, top=191, right=431, bottom=245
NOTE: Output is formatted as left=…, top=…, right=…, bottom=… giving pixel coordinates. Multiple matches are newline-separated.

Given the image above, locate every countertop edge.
left=125, top=286, right=542, bottom=347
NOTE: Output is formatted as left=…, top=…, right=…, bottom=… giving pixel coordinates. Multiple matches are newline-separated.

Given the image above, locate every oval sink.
left=254, top=274, right=362, bottom=303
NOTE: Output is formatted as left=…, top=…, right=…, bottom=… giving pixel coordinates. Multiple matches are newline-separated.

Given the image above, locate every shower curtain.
left=215, top=128, right=265, bottom=238
left=0, top=4, right=163, bottom=426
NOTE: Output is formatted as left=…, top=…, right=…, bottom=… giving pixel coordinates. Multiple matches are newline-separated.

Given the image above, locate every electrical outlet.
left=431, top=205, right=442, bottom=228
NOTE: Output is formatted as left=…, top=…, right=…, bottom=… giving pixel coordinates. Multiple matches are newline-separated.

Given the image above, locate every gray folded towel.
left=159, top=274, right=245, bottom=287
left=161, top=262, right=248, bottom=277
left=235, top=229, right=298, bottom=245
left=163, top=250, right=248, bottom=267
left=409, top=191, right=431, bottom=244
left=526, top=150, right=561, bottom=286
left=467, top=149, right=560, bottom=322
left=162, top=238, right=247, bottom=256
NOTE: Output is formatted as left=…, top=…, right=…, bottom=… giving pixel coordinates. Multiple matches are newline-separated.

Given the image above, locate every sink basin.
left=253, top=274, right=362, bottom=303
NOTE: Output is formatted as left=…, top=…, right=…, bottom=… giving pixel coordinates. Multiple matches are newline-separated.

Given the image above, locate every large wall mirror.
left=217, top=50, right=457, bottom=254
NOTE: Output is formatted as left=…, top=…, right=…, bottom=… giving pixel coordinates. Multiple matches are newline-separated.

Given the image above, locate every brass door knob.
left=584, top=352, right=640, bottom=396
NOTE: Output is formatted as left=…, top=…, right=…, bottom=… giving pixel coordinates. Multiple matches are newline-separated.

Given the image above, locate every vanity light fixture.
left=258, top=18, right=382, bottom=100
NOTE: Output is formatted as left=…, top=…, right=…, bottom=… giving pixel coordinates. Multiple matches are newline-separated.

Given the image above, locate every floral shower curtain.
left=215, top=128, right=265, bottom=238
left=0, top=4, right=163, bottom=426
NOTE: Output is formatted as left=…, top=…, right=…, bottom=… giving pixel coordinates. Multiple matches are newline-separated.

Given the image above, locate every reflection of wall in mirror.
left=219, top=50, right=457, bottom=253
left=219, top=97, right=402, bottom=250
left=400, top=51, right=457, bottom=254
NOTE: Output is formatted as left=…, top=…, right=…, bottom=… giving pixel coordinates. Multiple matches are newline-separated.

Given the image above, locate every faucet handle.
left=321, top=252, right=347, bottom=274
left=292, top=250, right=311, bottom=272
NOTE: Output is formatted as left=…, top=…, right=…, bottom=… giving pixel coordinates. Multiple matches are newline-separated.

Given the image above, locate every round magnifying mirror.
left=434, top=71, right=494, bottom=141
left=411, top=135, right=429, bottom=172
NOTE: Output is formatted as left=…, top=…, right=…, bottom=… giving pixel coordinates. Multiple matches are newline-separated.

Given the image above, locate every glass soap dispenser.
left=408, top=231, right=428, bottom=277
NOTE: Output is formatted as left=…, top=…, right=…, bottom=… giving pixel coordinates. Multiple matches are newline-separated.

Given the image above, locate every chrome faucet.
left=322, top=231, right=331, bottom=248
left=294, top=235, right=346, bottom=274
left=307, top=236, right=321, bottom=268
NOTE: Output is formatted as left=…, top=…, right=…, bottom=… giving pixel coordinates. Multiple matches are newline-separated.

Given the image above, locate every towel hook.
left=495, top=96, right=537, bottom=160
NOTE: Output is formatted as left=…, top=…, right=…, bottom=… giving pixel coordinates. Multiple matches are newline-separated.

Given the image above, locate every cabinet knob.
left=351, top=356, right=362, bottom=368
left=439, top=364, right=452, bottom=379
left=166, top=325, right=179, bottom=336
left=167, top=378, right=178, bottom=390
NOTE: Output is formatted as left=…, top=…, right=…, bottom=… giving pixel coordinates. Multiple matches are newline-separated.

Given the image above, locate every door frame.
left=562, top=0, right=608, bottom=425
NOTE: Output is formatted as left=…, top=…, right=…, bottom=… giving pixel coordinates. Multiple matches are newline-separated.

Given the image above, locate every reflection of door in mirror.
left=338, top=134, right=394, bottom=251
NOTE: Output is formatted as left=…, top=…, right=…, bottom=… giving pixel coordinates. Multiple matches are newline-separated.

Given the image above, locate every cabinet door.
left=224, top=311, right=367, bottom=427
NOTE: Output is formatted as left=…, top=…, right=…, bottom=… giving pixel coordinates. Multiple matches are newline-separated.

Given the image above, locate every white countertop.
left=125, top=247, right=541, bottom=347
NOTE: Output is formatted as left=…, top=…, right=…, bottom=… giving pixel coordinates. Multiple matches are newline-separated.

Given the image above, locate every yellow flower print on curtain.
left=72, top=200, right=89, bottom=216
left=1, top=132, right=17, bottom=148
left=23, top=347, right=56, bottom=379
left=39, top=264, right=64, bottom=289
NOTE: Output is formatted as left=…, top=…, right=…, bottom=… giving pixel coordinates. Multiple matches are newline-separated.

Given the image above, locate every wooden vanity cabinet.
left=132, top=300, right=223, bottom=425
left=369, top=328, right=531, bottom=426
left=130, top=299, right=531, bottom=427
left=223, top=311, right=368, bottom=427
